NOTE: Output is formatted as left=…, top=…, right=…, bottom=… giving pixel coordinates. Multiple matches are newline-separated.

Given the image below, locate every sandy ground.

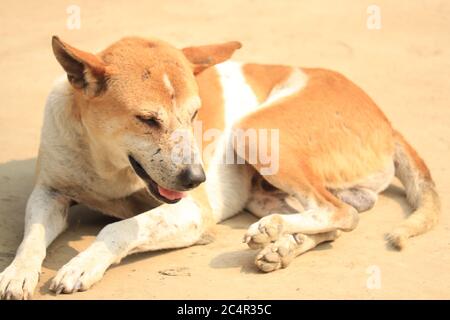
left=0, top=0, right=449, bottom=300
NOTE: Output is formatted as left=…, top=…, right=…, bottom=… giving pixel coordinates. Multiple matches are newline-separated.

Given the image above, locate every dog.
left=0, top=36, right=440, bottom=299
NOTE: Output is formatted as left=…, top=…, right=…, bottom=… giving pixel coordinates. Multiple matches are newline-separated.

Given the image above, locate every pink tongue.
left=157, top=186, right=186, bottom=201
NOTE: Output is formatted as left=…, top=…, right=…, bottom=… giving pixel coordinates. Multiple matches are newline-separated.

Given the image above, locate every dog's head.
left=52, top=36, right=241, bottom=203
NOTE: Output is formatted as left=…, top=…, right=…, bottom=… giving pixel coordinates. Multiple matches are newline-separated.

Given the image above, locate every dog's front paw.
left=254, top=234, right=298, bottom=272
left=50, top=253, right=108, bottom=295
left=0, top=262, right=40, bottom=300
left=244, top=214, right=285, bottom=249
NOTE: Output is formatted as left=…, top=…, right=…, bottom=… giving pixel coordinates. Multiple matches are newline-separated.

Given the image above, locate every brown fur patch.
left=242, top=64, right=293, bottom=102
left=183, top=41, right=242, bottom=74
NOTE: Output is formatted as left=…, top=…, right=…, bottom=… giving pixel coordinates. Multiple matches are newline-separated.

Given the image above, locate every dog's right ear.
left=182, top=41, right=242, bottom=75
left=52, top=36, right=106, bottom=96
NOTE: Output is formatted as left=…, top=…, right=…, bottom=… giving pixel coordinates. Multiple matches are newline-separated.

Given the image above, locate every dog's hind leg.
left=243, top=172, right=361, bottom=274
left=244, top=179, right=359, bottom=245
left=0, top=186, right=71, bottom=300
left=243, top=175, right=345, bottom=272
left=49, top=197, right=209, bottom=295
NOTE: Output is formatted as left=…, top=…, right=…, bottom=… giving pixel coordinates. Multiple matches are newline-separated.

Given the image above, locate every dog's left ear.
left=52, top=36, right=107, bottom=97
left=182, top=41, right=242, bottom=75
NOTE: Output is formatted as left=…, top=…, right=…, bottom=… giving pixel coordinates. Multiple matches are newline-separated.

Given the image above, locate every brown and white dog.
left=0, top=36, right=440, bottom=299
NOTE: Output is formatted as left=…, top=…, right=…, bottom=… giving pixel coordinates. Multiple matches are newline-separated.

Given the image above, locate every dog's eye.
left=191, top=110, right=198, bottom=122
left=136, top=115, right=160, bottom=128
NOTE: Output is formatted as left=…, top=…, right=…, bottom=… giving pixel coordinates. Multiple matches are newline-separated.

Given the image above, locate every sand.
left=0, top=0, right=449, bottom=299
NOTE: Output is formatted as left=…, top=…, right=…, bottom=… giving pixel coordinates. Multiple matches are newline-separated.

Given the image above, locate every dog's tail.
left=386, top=130, right=441, bottom=249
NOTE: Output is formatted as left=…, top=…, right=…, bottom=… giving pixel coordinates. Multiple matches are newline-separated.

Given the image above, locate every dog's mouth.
left=128, top=155, right=186, bottom=204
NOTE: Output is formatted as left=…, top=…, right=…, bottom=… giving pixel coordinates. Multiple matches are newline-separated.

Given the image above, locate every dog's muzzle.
left=128, top=155, right=188, bottom=204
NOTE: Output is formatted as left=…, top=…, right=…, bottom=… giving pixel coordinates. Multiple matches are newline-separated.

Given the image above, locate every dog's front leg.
left=50, top=197, right=205, bottom=295
left=0, top=186, right=70, bottom=300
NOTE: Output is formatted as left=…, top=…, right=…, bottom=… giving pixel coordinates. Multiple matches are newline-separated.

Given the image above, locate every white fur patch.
left=215, top=61, right=260, bottom=127
left=215, top=62, right=308, bottom=127
left=205, top=131, right=253, bottom=222
left=261, top=68, right=308, bottom=107
left=204, top=62, right=261, bottom=221
left=163, top=73, right=175, bottom=98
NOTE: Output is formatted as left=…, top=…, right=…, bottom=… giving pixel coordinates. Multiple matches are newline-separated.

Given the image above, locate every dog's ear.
left=52, top=36, right=107, bottom=96
left=182, top=41, right=242, bottom=75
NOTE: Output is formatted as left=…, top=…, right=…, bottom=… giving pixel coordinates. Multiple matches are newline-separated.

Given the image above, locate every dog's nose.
left=178, top=165, right=206, bottom=189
